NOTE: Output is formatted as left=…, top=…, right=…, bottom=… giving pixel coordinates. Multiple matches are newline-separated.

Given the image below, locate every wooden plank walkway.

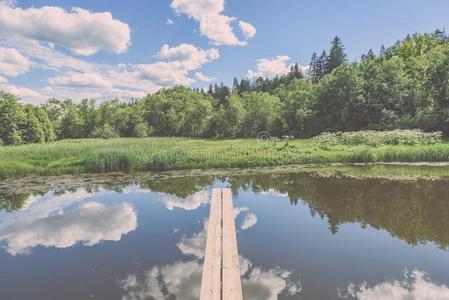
left=200, top=188, right=243, bottom=300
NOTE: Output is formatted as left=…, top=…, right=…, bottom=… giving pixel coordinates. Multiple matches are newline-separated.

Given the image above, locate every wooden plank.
left=222, top=188, right=243, bottom=300
left=200, top=188, right=222, bottom=300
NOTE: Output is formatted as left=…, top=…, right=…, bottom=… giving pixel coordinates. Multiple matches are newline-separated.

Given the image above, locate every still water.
left=1, top=169, right=449, bottom=299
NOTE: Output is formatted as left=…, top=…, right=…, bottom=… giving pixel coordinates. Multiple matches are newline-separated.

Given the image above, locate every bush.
left=313, top=130, right=443, bottom=146
left=91, top=124, right=119, bottom=139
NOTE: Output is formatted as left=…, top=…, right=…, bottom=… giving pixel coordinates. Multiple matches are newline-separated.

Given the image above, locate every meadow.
left=1, top=130, right=449, bottom=178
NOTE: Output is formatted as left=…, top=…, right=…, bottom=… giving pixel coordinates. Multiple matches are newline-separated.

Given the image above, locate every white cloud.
left=157, top=44, right=219, bottom=68
left=120, top=260, right=203, bottom=300
left=48, top=72, right=112, bottom=89
left=241, top=213, right=258, bottom=230
left=0, top=2, right=131, bottom=56
left=159, top=191, right=210, bottom=211
left=166, top=18, right=175, bottom=25
left=177, top=229, right=206, bottom=259
left=170, top=0, right=255, bottom=46
left=234, top=206, right=249, bottom=218
left=135, top=61, right=195, bottom=86
left=239, top=20, right=256, bottom=38
left=0, top=201, right=137, bottom=255
left=342, top=270, right=449, bottom=300
left=1, top=41, right=216, bottom=103
left=240, top=256, right=302, bottom=300
left=177, top=218, right=208, bottom=258
left=195, top=72, right=214, bottom=82
left=0, top=83, right=41, bottom=100
left=0, top=47, right=30, bottom=77
left=0, top=4, right=218, bottom=103
left=247, top=55, right=292, bottom=79
left=120, top=256, right=302, bottom=300
left=4, top=37, right=96, bottom=73
left=120, top=211, right=301, bottom=300
left=259, top=188, right=289, bottom=197
left=135, top=44, right=219, bottom=87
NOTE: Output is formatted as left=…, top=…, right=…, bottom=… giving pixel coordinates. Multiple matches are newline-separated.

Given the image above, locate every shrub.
left=313, top=130, right=443, bottom=146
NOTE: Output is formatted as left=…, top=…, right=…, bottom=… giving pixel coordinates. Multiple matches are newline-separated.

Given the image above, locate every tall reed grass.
left=1, top=134, right=449, bottom=178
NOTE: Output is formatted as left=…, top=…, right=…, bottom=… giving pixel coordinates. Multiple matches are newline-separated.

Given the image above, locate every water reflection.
left=0, top=190, right=137, bottom=255
left=1, top=168, right=449, bottom=299
left=2, top=171, right=449, bottom=249
left=159, top=191, right=210, bottom=211
left=340, top=270, right=449, bottom=300
left=119, top=213, right=302, bottom=300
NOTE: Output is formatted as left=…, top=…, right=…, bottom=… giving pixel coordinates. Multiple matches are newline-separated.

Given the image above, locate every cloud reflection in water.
left=0, top=190, right=137, bottom=255
left=120, top=209, right=301, bottom=300
left=340, top=270, right=449, bottom=300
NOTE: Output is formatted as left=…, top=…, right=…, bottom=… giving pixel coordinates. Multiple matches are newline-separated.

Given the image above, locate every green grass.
left=2, top=136, right=449, bottom=178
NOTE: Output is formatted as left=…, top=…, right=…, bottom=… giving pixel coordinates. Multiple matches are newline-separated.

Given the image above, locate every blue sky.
left=0, top=0, right=448, bottom=103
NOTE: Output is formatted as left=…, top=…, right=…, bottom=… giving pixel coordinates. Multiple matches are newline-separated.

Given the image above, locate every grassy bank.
left=2, top=136, right=449, bottom=178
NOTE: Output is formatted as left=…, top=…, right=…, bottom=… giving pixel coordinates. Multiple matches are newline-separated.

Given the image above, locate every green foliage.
left=2, top=30, right=449, bottom=144
left=314, top=64, right=365, bottom=132
left=1, top=136, right=449, bottom=178
left=313, top=130, right=443, bottom=146
left=213, top=92, right=246, bottom=138
left=240, top=92, right=284, bottom=137
left=0, top=93, right=55, bottom=145
left=144, top=86, right=213, bottom=137
left=91, top=124, right=119, bottom=139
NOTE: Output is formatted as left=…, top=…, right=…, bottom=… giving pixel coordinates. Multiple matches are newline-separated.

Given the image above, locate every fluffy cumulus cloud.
left=134, top=44, right=218, bottom=87
left=341, top=270, right=449, bottom=300
left=157, top=44, right=219, bottom=68
left=176, top=218, right=208, bottom=258
left=170, top=0, right=256, bottom=46
left=0, top=84, right=40, bottom=99
left=159, top=191, right=210, bottom=211
left=0, top=2, right=131, bottom=56
left=241, top=213, right=258, bottom=230
left=240, top=256, right=302, bottom=300
left=0, top=189, right=137, bottom=256
left=120, top=257, right=302, bottom=300
left=2, top=42, right=215, bottom=103
left=195, top=71, right=215, bottom=82
left=120, top=212, right=301, bottom=300
left=0, top=2, right=221, bottom=103
left=0, top=202, right=137, bottom=255
left=0, top=46, right=39, bottom=101
left=0, top=47, right=30, bottom=78
left=48, top=72, right=112, bottom=89
left=247, top=55, right=292, bottom=79
left=239, top=20, right=257, bottom=38
left=120, top=260, right=203, bottom=300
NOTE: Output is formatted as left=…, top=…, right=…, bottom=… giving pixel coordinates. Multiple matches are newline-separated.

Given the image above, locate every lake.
left=1, top=167, right=449, bottom=299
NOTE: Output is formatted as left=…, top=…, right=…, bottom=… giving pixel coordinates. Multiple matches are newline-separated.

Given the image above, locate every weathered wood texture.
left=200, top=188, right=242, bottom=300
left=222, top=188, right=243, bottom=300
left=200, top=188, right=222, bottom=300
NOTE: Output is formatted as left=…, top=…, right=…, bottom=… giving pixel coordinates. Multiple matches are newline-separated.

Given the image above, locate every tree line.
left=1, top=30, right=449, bottom=145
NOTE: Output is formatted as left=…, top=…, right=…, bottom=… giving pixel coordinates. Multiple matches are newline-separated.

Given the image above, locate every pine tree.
left=232, top=77, right=239, bottom=92
left=294, top=63, right=303, bottom=79
left=361, top=49, right=375, bottom=61
left=316, top=50, right=328, bottom=80
left=207, top=84, right=214, bottom=97
left=326, top=36, right=347, bottom=74
left=288, top=63, right=303, bottom=80
left=239, top=79, right=251, bottom=94
left=310, top=52, right=320, bottom=82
